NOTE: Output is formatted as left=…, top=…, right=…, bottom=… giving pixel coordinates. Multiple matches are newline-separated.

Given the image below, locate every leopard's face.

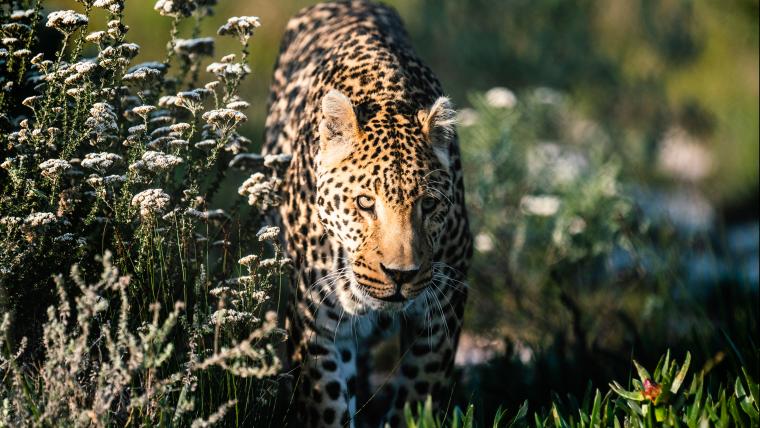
left=315, top=90, right=456, bottom=313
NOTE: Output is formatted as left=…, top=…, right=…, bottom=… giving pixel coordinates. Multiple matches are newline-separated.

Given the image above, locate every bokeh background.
left=47, top=0, right=760, bottom=420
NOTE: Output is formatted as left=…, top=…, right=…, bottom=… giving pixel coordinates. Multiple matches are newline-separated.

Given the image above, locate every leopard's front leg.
left=382, top=280, right=467, bottom=427
left=294, top=332, right=359, bottom=428
left=290, top=268, right=362, bottom=428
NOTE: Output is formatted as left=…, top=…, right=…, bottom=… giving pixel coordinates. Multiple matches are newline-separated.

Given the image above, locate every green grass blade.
left=590, top=389, right=602, bottom=428
left=670, top=352, right=691, bottom=394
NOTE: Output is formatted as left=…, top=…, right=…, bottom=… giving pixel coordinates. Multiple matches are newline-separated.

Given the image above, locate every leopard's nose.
left=380, top=263, right=420, bottom=286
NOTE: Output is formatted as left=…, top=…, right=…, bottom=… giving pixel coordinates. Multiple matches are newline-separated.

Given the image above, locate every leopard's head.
left=315, top=90, right=455, bottom=313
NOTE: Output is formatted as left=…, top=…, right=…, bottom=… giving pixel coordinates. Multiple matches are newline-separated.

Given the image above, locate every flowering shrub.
left=0, top=1, right=288, bottom=425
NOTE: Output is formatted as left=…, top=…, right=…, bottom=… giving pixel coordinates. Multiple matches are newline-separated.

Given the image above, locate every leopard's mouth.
left=343, top=268, right=428, bottom=314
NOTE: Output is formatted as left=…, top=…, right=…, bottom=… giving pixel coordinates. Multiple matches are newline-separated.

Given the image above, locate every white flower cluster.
left=46, top=10, right=88, bottom=35
left=81, top=152, right=122, bottom=173
left=217, top=16, right=261, bottom=45
left=263, top=153, right=292, bottom=171
left=238, top=254, right=258, bottom=267
left=86, top=174, right=126, bottom=187
left=39, top=159, right=72, bottom=178
left=24, top=212, right=57, bottom=227
left=174, top=37, right=215, bottom=58
left=208, top=308, right=258, bottom=327
left=238, top=173, right=282, bottom=211
left=122, top=66, right=162, bottom=85
left=202, top=108, right=247, bottom=133
left=92, top=0, right=124, bottom=14
left=226, top=99, right=249, bottom=111
left=85, top=103, right=118, bottom=146
left=520, top=195, right=561, bottom=217
left=154, top=0, right=196, bottom=18
left=206, top=61, right=250, bottom=84
left=129, top=151, right=183, bottom=173
left=485, top=87, right=517, bottom=109
left=176, top=89, right=210, bottom=115
left=256, top=226, right=279, bottom=242
left=185, top=208, right=229, bottom=221
left=131, top=104, right=156, bottom=120
left=131, top=189, right=170, bottom=219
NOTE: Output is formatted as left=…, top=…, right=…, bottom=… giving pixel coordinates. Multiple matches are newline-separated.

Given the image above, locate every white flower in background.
left=226, top=99, right=250, bottom=111
left=238, top=255, right=258, bottom=267
left=206, top=62, right=250, bottom=81
left=474, top=233, right=494, bottom=253
left=485, top=87, right=517, bottom=109
left=39, top=159, right=71, bottom=178
left=256, top=226, right=280, bottom=242
left=130, top=150, right=183, bottom=173
left=568, top=217, right=587, bottom=235
left=13, top=49, right=31, bottom=58
left=122, top=66, right=162, bottom=84
left=657, top=127, right=713, bottom=182
left=527, top=143, right=589, bottom=186
left=131, top=104, right=156, bottom=120
left=217, top=16, right=261, bottom=44
left=24, top=212, right=57, bottom=227
left=11, top=9, right=35, bottom=20
left=185, top=208, right=229, bottom=221
left=202, top=108, right=247, bottom=132
left=208, top=309, right=258, bottom=327
left=131, top=189, right=170, bottom=218
left=81, top=152, right=122, bottom=173
left=456, top=108, right=479, bottom=127
left=0, top=216, right=22, bottom=228
left=238, top=173, right=282, bottom=211
left=85, top=30, right=108, bottom=44
left=174, top=37, right=214, bottom=57
left=520, top=195, right=561, bottom=217
left=263, top=153, right=292, bottom=170
left=154, top=0, right=196, bottom=18
left=93, top=0, right=124, bottom=14
left=85, top=102, right=118, bottom=145
left=46, top=10, right=88, bottom=35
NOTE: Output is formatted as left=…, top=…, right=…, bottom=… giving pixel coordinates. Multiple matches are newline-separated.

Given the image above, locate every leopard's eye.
left=356, top=195, right=375, bottom=211
left=421, top=196, right=438, bottom=214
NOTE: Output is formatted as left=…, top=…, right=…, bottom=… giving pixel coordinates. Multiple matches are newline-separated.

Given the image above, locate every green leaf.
left=507, top=401, right=529, bottom=428
left=670, top=352, right=691, bottom=394
left=551, top=404, right=569, bottom=428
left=609, top=381, right=644, bottom=401
left=493, top=407, right=505, bottom=428
left=404, top=402, right=417, bottom=428
left=728, top=396, right=747, bottom=428
left=633, top=359, right=652, bottom=384
left=743, top=368, right=759, bottom=411
left=654, top=406, right=666, bottom=423
left=590, top=389, right=602, bottom=428
left=463, top=403, right=475, bottom=428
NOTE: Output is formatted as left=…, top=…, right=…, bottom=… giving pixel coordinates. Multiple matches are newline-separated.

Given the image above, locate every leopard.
left=263, top=1, right=472, bottom=426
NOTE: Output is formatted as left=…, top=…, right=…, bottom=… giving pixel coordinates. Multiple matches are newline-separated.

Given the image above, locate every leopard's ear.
left=317, top=89, right=359, bottom=168
left=418, top=96, right=456, bottom=169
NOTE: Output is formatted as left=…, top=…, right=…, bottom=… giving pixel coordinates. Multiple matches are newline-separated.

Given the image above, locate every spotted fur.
left=263, top=1, right=472, bottom=426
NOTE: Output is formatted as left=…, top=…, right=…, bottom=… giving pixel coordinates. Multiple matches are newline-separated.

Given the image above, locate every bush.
left=0, top=1, right=287, bottom=425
